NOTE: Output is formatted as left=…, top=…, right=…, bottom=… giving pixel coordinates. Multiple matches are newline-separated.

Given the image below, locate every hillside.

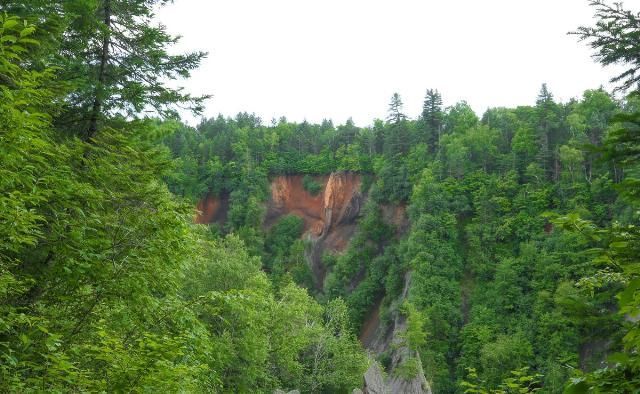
left=162, top=82, right=633, bottom=392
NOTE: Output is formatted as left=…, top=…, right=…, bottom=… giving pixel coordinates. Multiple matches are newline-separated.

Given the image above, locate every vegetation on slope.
left=160, top=2, right=640, bottom=390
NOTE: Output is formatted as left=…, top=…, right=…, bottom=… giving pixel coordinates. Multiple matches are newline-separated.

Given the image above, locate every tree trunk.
left=86, top=0, right=111, bottom=140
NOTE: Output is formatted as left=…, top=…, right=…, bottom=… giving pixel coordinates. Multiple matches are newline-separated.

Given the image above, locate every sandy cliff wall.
left=196, top=172, right=362, bottom=236
left=194, top=172, right=363, bottom=284
left=266, top=172, right=362, bottom=236
left=266, top=172, right=363, bottom=286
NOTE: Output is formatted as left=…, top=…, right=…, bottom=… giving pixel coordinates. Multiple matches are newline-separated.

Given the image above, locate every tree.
left=445, top=101, right=478, bottom=135
left=573, top=0, right=640, bottom=92
left=384, top=93, right=410, bottom=155
left=3, top=0, right=209, bottom=139
left=387, top=92, right=407, bottom=124
left=421, top=88, right=444, bottom=153
left=535, top=84, right=561, bottom=180
left=560, top=2, right=640, bottom=391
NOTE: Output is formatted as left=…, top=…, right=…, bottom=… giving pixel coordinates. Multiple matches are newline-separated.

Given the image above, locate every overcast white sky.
left=156, top=0, right=621, bottom=127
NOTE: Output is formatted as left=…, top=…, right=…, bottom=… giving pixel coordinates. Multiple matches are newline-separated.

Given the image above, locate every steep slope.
left=267, top=172, right=363, bottom=286
left=195, top=172, right=431, bottom=393
left=196, top=172, right=364, bottom=286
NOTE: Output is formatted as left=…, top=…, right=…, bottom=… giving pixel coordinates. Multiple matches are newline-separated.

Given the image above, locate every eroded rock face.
left=194, top=193, right=229, bottom=224
left=360, top=357, right=431, bottom=394
left=266, top=172, right=362, bottom=237
left=195, top=172, right=364, bottom=287
left=362, top=362, right=388, bottom=394
left=266, top=172, right=363, bottom=287
left=322, top=172, right=362, bottom=230
left=194, top=172, right=362, bottom=236
left=267, top=175, right=327, bottom=235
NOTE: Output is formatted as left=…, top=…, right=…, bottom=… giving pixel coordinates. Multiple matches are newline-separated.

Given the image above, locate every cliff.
left=194, top=193, right=228, bottom=224
left=196, top=172, right=364, bottom=287
left=267, top=172, right=363, bottom=286
left=194, top=172, right=431, bottom=393
left=266, top=172, right=362, bottom=237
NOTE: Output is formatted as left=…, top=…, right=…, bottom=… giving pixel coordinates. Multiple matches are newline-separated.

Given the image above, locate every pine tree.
left=421, top=88, right=444, bottom=153
left=535, top=83, right=560, bottom=180
left=573, top=0, right=640, bottom=92
left=3, top=0, right=209, bottom=139
left=385, top=93, right=409, bottom=155
left=387, top=92, right=407, bottom=124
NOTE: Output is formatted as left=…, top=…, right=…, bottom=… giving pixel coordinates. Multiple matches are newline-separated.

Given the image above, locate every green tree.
left=4, top=0, right=209, bottom=138
left=421, top=88, right=445, bottom=153
left=385, top=93, right=411, bottom=155
left=535, top=83, right=562, bottom=180
left=445, top=101, right=478, bottom=135
left=573, top=0, right=640, bottom=92
left=561, top=2, right=640, bottom=391
left=387, top=92, right=407, bottom=124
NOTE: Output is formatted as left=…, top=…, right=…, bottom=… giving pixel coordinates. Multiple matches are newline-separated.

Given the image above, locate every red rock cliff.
left=266, top=172, right=361, bottom=238
left=267, top=172, right=363, bottom=286
left=194, top=193, right=228, bottom=224
left=195, top=172, right=364, bottom=285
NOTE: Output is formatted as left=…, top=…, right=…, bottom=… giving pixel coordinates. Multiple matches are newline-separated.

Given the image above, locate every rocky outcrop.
left=266, top=172, right=363, bottom=287
left=362, top=362, right=387, bottom=394
left=359, top=273, right=432, bottom=394
left=386, top=348, right=431, bottom=394
left=358, top=357, right=431, bottom=394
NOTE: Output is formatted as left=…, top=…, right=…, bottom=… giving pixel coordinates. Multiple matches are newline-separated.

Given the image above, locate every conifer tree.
left=387, top=92, right=407, bottom=124
left=573, top=0, right=640, bottom=92
left=384, top=93, right=410, bottom=155
left=3, top=0, right=209, bottom=139
left=535, top=83, right=560, bottom=180
left=421, top=88, right=444, bottom=153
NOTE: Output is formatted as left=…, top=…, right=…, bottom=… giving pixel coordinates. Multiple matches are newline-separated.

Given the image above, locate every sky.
left=156, top=0, right=620, bottom=127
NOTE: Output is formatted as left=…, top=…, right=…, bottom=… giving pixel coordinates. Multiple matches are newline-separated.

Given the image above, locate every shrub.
left=302, top=175, right=322, bottom=196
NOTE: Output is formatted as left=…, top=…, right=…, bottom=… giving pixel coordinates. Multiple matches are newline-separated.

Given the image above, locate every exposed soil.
left=194, top=172, right=364, bottom=288
left=194, top=193, right=229, bottom=224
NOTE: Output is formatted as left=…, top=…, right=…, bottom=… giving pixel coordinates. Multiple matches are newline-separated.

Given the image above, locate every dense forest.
left=1, top=0, right=640, bottom=393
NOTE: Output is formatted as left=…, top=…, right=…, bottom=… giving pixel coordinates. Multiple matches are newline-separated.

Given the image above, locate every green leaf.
left=619, top=279, right=640, bottom=307
left=564, top=380, right=589, bottom=394
left=609, top=241, right=629, bottom=249
left=17, top=38, right=40, bottom=46
left=19, top=26, right=35, bottom=38
left=3, top=19, right=18, bottom=30
left=1, top=35, right=17, bottom=43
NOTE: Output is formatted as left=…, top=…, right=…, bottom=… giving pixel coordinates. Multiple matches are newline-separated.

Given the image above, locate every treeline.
left=0, top=2, right=366, bottom=392
left=164, top=85, right=622, bottom=208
